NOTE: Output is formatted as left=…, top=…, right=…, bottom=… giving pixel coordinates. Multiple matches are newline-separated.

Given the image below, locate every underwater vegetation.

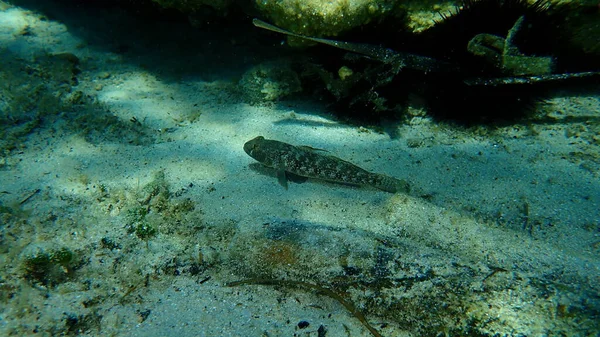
left=0, top=169, right=205, bottom=335
left=252, top=0, right=600, bottom=125
left=227, top=278, right=385, bottom=337
left=0, top=47, right=153, bottom=166
left=222, top=215, right=600, bottom=336
left=123, top=171, right=197, bottom=243
left=22, top=247, right=78, bottom=287
left=1, top=1, right=598, bottom=335
left=0, top=49, right=78, bottom=156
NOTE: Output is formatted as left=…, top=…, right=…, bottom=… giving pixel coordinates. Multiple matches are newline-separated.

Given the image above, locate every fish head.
left=244, top=136, right=268, bottom=162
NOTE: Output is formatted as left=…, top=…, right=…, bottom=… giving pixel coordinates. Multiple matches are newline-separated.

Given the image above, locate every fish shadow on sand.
left=273, top=117, right=345, bottom=129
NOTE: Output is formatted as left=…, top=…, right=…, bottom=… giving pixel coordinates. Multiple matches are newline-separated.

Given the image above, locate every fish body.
left=244, top=136, right=409, bottom=193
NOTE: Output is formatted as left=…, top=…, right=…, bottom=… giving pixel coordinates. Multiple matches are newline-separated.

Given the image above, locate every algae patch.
left=0, top=47, right=154, bottom=163
left=22, top=247, right=77, bottom=287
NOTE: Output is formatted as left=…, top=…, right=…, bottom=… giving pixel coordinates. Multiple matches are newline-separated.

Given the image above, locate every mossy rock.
left=255, top=0, right=402, bottom=43
left=238, top=61, right=302, bottom=103
left=122, top=170, right=198, bottom=241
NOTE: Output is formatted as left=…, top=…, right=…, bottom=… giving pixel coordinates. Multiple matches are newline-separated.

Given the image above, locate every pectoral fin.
left=277, top=169, right=288, bottom=189
left=287, top=172, right=308, bottom=184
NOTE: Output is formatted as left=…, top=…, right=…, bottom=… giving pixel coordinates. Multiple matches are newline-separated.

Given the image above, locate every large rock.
left=255, top=0, right=402, bottom=39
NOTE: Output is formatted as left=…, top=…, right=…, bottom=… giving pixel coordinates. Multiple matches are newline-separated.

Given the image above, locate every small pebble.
left=297, top=320, right=310, bottom=329
left=98, top=71, right=111, bottom=79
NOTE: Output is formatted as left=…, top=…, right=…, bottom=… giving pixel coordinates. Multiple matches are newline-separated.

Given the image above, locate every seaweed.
left=22, top=247, right=76, bottom=286
left=226, top=278, right=384, bottom=337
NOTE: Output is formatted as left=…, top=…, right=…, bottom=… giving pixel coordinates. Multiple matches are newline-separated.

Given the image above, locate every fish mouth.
left=243, top=141, right=256, bottom=155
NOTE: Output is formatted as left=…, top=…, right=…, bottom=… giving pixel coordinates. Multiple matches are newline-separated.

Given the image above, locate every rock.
left=238, top=61, right=302, bottom=103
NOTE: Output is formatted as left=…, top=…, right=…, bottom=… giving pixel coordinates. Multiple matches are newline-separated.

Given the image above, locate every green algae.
left=22, top=247, right=76, bottom=287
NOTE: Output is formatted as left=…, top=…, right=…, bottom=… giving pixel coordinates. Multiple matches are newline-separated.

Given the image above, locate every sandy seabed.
left=0, top=1, right=599, bottom=336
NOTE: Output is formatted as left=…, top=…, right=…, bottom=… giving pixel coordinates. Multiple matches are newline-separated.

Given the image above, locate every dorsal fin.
left=298, top=145, right=328, bottom=153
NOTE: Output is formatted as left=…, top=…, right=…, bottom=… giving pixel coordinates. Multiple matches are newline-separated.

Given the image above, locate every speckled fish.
left=244, top=136, right=409, bottom=193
